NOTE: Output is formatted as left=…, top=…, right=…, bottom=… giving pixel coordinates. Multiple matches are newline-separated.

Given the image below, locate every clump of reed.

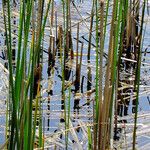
left=93, top=0, right=146, bottom=149
left=2, top=0, right=51, bottom=149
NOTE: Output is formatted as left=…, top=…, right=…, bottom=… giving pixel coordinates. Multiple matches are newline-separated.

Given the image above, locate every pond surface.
left=0, top=0, right=150, bottom=149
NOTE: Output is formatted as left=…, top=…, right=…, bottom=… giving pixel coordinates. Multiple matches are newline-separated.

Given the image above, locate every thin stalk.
left=98, top=1, right=104, bottom=149
left=109, top=0, right=122, bottom=145
left=94, top=0, right=99, bottom=149
left=88, top=126, right=92, bottom=150
left=132, top=1, right=146, bottom=149
left=2, top=0, right=17, bottom=148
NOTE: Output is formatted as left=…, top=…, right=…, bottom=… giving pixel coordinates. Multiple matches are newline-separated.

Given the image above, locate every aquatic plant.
left=0, top=0, right=148, bottom=149
left=2, top=0, right=51, bottom=149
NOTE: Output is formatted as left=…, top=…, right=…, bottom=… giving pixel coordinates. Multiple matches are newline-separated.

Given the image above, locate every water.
left=0, top=0, right=150, bottom=149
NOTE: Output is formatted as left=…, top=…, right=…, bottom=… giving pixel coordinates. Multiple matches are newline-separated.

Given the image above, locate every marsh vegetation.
left=0, top=0, right=150, bottom=149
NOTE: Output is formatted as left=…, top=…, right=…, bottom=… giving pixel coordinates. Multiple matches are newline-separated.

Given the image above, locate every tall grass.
left=98, top=1, right=104, bottom=149
left=94, top=0, right=146, bottom=149
left=93, top=0, right=99, bottom=149
left=2, top=0, right=51, bottom=149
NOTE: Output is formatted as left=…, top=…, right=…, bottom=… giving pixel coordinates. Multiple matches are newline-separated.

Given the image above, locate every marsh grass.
left=1, top=0, right=148, bottom=149
left=93, top=0, right=146, bottom=149
left=2, top=0, right=51, bottom=149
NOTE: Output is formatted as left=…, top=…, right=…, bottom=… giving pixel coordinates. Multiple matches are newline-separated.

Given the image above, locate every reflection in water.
left=115, top=59, right=136, bottom=140
left=65, top=65, right=72, bottom=81
left=47, top=96, right=51, bottom=131
left=12, top=16, right=16, bottom=68
left=47, top=59, right=55, bottom=130
left=118, top=68, right=135, bottom=116
left=81, top=76, right=84, bottom=94
left=73, top=98, right=80, bottom=122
